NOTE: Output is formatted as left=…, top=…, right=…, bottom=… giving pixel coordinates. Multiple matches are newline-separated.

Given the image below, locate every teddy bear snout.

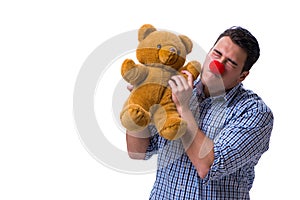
left=158, top=46, right=178, bottom=64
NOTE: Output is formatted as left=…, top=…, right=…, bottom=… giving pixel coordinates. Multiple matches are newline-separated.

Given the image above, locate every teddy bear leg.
left=152, top=104, right=187, bottom=140
left=160, top=117, right=187, bottom=140
left=120, top=104, right=151, bottom=131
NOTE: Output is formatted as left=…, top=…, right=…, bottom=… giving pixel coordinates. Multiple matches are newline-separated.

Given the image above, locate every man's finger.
left=181, top=70, right=194, bottom=88
left=168, top=79, right=177, bottom=90
left=127, top=84, right=134, bottom=92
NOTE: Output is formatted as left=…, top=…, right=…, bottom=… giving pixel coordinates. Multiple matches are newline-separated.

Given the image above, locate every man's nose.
left=209, top=60, right=225, bottom=75
left=219, top=56, right=227, bottom=65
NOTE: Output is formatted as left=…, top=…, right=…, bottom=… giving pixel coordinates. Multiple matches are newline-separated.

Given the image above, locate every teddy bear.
left=120, top=24, right=201, bottom=140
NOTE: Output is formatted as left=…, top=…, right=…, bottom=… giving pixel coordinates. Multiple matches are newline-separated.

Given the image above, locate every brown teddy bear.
left=120, top=24, right=201, bottom=140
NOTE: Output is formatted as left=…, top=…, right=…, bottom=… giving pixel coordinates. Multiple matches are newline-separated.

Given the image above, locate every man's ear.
left=239, top=71, right=249, bottom=82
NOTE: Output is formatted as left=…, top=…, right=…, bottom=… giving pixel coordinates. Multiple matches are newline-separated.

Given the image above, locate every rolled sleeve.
left=202, top=108, right=274, bottom=184
left=144, top=125, right=159, bottom=160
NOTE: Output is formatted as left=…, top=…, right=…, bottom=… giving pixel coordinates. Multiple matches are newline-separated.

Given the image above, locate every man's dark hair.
left=214, top=26, right=260, bottom=72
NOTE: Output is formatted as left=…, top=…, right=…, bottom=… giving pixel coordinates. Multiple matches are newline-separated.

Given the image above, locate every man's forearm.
left=126, top=128, right=150, bottom=160
left=180, top=109, right=215, bottom=179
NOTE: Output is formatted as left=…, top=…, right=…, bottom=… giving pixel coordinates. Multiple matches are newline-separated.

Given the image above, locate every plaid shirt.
left=145, top=78, right=273, bottom=200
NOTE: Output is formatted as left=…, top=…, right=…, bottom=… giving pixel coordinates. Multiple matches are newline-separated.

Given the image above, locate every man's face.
left=201, top=36, right=248, bottom=96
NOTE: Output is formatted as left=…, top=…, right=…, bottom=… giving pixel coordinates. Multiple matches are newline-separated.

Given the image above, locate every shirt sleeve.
left=202, top=102, right=274, bottom=183
left=144, top=125, right=159, bottom=160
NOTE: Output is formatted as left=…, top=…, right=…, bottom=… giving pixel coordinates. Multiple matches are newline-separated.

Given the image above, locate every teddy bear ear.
left=138, top=24, right=157, bottom=42
left=179, top=35, right=193, bottom=54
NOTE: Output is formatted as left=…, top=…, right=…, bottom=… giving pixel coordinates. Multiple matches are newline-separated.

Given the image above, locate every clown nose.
left=209, top=60, right=225, bottom=75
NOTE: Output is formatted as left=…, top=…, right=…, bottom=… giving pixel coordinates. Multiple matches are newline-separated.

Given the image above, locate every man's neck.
left=203, top=85, right=224, bottom=98
left=203, top=84, right=235, bottom=98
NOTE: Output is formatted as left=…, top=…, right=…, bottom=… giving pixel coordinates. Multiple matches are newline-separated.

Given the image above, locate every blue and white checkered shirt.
left=145, top=78, right=273, bottom=200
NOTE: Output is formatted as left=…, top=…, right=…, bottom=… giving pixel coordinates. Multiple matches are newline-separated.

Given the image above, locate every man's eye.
left=226, top=62, right=237, bottom=69
left=212, top=52, right=221, bottom=58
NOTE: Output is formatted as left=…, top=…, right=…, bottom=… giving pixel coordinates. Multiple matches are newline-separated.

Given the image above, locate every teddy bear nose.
left=160, top=45, right=177, bottom=54
left=169, top=47, right=177, bottom=53
left=158, top=46, right=178, bottom=64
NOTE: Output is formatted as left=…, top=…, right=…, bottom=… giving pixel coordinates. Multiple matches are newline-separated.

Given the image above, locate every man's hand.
left=127, top=84, right=134, bottom=92
left=168, top=70, right=194, bottom=115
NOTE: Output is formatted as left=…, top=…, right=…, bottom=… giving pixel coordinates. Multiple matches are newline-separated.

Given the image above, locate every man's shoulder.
left=230, top=85, right=272, bottom=114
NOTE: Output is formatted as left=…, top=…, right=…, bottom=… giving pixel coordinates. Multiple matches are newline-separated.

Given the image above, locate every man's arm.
left=180, top=109, right=214, bottom=179
left=126, top=126, right=151, bottom=160
left=169, top=71, right=214, bottom=179
left=125, top=84, right=151, bottom=160
left=169, top=72, right=273, bottom=181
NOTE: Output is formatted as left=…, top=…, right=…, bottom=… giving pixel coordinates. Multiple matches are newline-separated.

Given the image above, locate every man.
left=126, top=26, right=273, bottom=199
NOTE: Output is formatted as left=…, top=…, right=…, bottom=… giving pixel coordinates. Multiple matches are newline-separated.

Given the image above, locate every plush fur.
left=120, top=24, right=201, bottom=140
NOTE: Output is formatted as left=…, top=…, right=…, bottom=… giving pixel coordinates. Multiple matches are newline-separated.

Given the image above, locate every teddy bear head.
left=136, top=24, right=193, bottom=71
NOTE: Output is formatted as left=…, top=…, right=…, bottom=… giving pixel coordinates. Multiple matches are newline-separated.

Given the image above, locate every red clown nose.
left=209, top=60, right=225, bottom=75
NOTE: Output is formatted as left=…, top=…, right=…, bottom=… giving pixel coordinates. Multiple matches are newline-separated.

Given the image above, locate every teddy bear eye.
left=177, top=50, right=181, bottom=55
left=157, top=44, right=161, bottom=49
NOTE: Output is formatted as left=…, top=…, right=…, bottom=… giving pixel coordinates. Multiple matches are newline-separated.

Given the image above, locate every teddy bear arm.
left=121, top=59, right=149, bottom=85
left=179, top=60, right=201, bottom=80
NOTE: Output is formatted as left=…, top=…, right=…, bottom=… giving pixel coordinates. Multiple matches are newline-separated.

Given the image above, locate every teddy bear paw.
left=120, top=104, right=151, bottom=131
left=159, top=118, right=187, bottom=140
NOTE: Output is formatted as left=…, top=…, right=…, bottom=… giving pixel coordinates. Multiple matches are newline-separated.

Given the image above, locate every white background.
left=1, top=0, right=299, bottom=199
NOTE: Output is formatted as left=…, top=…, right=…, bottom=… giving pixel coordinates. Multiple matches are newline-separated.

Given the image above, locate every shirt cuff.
left=144, top=125, right=159, bottom=160
left=201, top=141, right=224, bottom=185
